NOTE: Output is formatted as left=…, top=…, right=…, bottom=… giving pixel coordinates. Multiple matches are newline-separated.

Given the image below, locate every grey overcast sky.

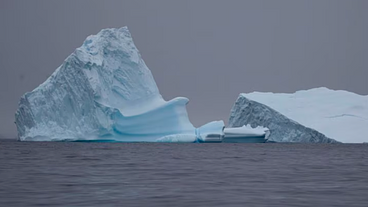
left=0, top=0, right=367, bottom=138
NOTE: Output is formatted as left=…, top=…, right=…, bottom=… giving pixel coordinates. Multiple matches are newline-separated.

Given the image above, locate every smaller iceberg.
left=238, top=88, right=368, bottom=143
left=223, top=125, right=269, bottom=143
left=196, top=121, right=225, bottom=143
left=228, top=90, right=343, bottom=143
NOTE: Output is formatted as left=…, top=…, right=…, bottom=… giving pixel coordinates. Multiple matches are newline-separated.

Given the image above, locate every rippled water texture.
left=1, top=140, right=368, bottom=206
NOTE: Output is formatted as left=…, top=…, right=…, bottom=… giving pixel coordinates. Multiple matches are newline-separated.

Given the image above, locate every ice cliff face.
left=228, top=94, right=338, bottom=143
left=15, top=27, right=224, bottom=141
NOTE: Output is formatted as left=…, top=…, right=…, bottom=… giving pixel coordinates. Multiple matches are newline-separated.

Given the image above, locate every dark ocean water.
left=1, top=140, right=368, bottom=207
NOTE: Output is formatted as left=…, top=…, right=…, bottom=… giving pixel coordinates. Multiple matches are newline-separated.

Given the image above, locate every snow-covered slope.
left=15, top=27, right=224, bottom=142
left=230, top=88, right=367, bottom=143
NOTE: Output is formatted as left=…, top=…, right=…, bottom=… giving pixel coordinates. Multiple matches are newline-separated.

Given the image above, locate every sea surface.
left=1, top=140, right=368, bottom=207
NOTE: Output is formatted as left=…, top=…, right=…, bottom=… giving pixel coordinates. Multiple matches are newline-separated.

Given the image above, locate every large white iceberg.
left=229, top=88, right=368, bottom=143
left=15, top=27, right=224, bottom=142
